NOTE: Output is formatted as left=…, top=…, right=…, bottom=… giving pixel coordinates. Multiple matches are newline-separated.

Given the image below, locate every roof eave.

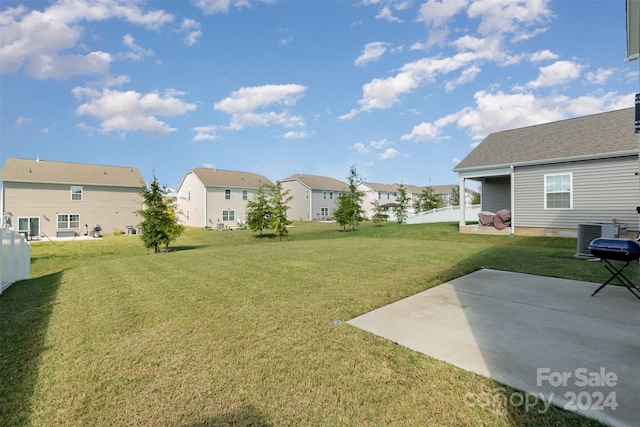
left=454, top=150, right=639, bottom=174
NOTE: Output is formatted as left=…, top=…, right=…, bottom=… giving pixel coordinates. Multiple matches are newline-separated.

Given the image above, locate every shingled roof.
left=454, top=108, right=637, bottom=172
left=362, top=182, right=423, bottom=194
left=190, top=168, right=273, bottom=188
left=282, top=173, right=348, bottom=191
left=0, top=158, right=145, bottom=187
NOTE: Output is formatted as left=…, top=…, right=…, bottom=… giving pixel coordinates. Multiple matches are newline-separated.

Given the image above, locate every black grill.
left=588, top=238, right=640, bottom=300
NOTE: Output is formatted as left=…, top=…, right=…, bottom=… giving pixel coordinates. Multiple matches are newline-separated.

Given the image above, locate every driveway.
left=348, top=268, right=639, bottom=427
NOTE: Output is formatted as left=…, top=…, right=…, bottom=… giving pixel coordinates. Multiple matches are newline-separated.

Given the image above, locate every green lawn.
left=1, top=222, right=611, bottom=426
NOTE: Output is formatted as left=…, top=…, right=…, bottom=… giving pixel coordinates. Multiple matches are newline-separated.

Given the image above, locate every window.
left=71, top=186, right=83, bottom=201
left=223, top=210, right=235, bottom=221
left=305, top=190, right=310, bottom=200
left=57, top=214, right=80, bottom=229
left=323, top=191, right=327, bottom=200
left=545, top=173, right=572, bottom=209
left=225, top=189, right=231, bottom=200
left=186, top=210, right=190, bottom=220
left=320, top=207, right=329, bottom=217
left=242, top=190, right=248, bottom=200
left=329, top=191, right=334, bottom=200
left=378, top=192, right=381, bottom=199
left=188, top=191, right=191, bottom=201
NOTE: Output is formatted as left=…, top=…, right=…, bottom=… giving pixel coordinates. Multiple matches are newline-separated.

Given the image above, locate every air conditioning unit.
left=576, top=222, right=619, bottom=258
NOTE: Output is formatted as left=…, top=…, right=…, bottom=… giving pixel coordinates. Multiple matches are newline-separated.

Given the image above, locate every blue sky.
left=1, top=0, right=637, bottom=191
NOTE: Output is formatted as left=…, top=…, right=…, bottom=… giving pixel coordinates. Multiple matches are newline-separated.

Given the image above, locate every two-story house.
left=280, top=173, right=349, bottom=221
left=175, top=167, right=274, bottom=229
left=0, top=158, right=145, bottom=239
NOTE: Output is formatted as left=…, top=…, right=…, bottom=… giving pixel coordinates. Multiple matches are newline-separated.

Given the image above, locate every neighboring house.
left=0, top=157, right=145, bottom=239
left=430, top=184, right=478, bottom=207
left=280, top=174, right=348, bottom=221
left=175, top=167, right=273, bottom=228
left=453, top=108, right=639, bottom=236
left=358, top=182, right=422, bottom=218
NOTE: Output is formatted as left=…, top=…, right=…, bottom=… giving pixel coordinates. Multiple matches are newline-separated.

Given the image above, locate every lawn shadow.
left=0, top=272, right=64, bottom=424
left=179, top=404, right=272, bottom=427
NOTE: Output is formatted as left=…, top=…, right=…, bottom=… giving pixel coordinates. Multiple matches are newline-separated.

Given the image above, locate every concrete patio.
left=348, top=268, right=639, bottom=427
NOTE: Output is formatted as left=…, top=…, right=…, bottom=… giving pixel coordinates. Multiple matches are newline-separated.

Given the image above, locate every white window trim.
left=544, top=172, right=573, bottom=210
left=57, top=213, right=81, bottom=229
left=225, top=189, right=231, bottom=200
left=71, top=186, right=83, bottom=201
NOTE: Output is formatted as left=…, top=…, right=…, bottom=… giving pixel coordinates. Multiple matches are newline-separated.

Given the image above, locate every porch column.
left=458, top=177, right=466, bottom=227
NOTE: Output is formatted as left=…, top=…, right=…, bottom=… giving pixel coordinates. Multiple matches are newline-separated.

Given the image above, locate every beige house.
left=175, top=167, right=274, bottom=229
left=280, top=173, right=348, bottom=221
left=0, top=158, right=145, bottom=239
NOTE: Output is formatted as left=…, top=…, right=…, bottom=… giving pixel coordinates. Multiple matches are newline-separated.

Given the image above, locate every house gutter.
left=454, top=150, right=639, bottom=175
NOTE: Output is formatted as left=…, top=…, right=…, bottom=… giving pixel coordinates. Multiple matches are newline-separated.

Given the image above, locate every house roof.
left=282, top=173, right=348, bottom=191
left=454, top=108, right=637, bottom=172
left=190, top=167, right=274, bottom=188
left=0, top=158, right=145, bottom=187
left=361, top=182, right=423, bottom=194
left=431, top=185, right=457, bottom=195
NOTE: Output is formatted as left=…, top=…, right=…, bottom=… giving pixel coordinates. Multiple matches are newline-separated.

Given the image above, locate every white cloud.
left=178, top=19, right=202, bottom=46
left=15, top=116, right=32, bottom=128
left=122, top=34, right=154, bottom=61
left=192, top=125, right=220, bottom=141
left=214, top=84, right=307, bottom=130
left=73, top=87, right=197, bottom=136
left=452, top=89, right=633, bottom=140
left=193, top=0, right=250, bottom=15
left=355, top=42, right=390, bottom=66
left=283, top=130, right=308, bottom=139
left=467, top=0, right=552, bottom=36
left=353, top=142, right=370, bottom=153
left=380, top=148, right=399, bottom=159
left=417, top=0, right=468, bottom=27
left=376, top=6, right=402, bottom=23
left=341, top=52, right=489, bottom=119
left=529, top=49, right=559, bottom=62
left=586, top=68, right=615, bottom=85
left=444, top=65, right=481, bottom=91
left=400, top=122, right=439, bottom=142
left=527, top=60, right=582, bottom=88
left=0, top=0, right=173, bottom=78
left=370, top=138, right=392, bottom=149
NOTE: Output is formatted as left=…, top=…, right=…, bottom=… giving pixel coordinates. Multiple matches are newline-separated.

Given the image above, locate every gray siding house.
left=175, top=168, right=274, bottom=229
left=280, top=174, right=348, bottom=221
left=453, top=108, right=639, bottom=236
left=0, top=158, right=145, bottom=239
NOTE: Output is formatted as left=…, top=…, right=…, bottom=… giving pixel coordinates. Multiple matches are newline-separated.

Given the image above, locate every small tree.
left=334, top=164, right=364, bottom=232
left=246, top=182, right=272, bottom=238
left=450, top=185, right=460, bottom=206
left=138, top=174, right=183, bottom=253
left=471, top=187, right=481, bottom=205
left=371, top=199, right=388, bottom=227
left=417, top=186, right=443, bottom=212
left=269, top=181, right=292, bottom=241
left=392, top=183, right=410, bottom=224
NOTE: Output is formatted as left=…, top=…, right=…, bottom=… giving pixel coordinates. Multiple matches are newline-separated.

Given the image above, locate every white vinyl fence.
left=400, top=204, right=481, bottom=224
left=1, top=228, right=31, bottom=295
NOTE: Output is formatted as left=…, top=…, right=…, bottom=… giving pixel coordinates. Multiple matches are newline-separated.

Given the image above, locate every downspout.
left=510, top=165, right=515, bottom=236
left=308, top=186, right=312, bottom=221
left=458, top=177, right=466, bottom=228
left=203, top=186, right=208, bottom=228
